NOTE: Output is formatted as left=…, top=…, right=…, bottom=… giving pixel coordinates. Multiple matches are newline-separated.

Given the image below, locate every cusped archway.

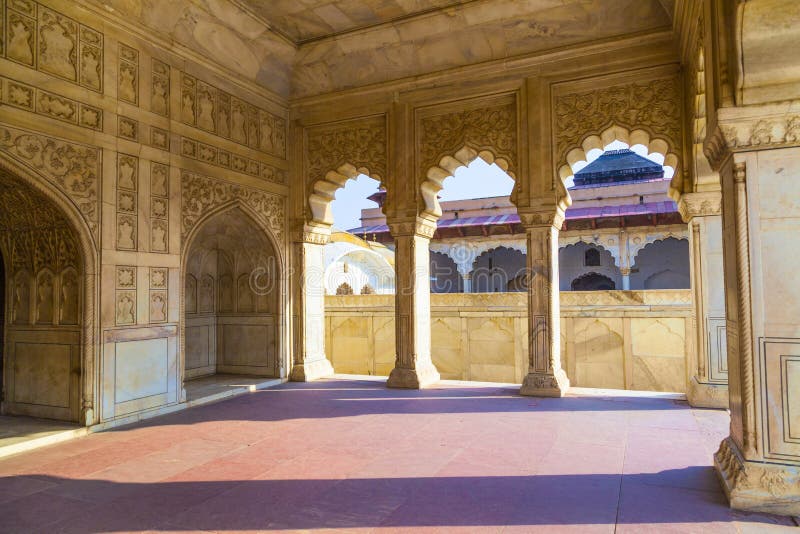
left=558, top=125, right=682, bottom=200
left=470, top=246, right=527, bottom=293
left=558, top=242, right=621, bottom=292
left=630, top=237, right=690, bottom=290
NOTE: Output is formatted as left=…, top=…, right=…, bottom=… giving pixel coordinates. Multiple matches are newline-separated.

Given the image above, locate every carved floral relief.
left=419, top=101, right=517, bottom=178
left=0, top=76, right=103, bottom=131
left=554, top=76, right=681, bottom=161
left=181, top=171, right=285, bottom=244
left=0, top=124, right=101, bottom=240
left=306, top=116, right=387, bottom=186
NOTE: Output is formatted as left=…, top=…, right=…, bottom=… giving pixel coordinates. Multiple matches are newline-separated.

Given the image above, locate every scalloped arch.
left=558, top=125, right=682, bottom=200
left=558, top=239, right=621, bottom=269
left=309, top=163, right=381, bottom=226
left=630, top=235, right=689, bottom=265
left=421, top=146, right=514, bottom=219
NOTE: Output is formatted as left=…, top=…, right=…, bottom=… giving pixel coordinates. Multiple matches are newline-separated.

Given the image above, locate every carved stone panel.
left=149, top=267, right=168, bottom=324
left=0, top=76, right=103, bottom=131
left=179, top=70, right=285, bottom=158
left=419, top=99, right=517, bottom=179
left=179, top=135, right=284, bottom=184
left=306, top=115, right=387, bottom=186
left=117, top=43, right=138, bottom=106
left=181, top=170, right=285, bottom=244
left=554, top=75, right=681, bottom=162
left=115, top=265, right=136, bottom=326
left=0, top=124, right=101, bottom=240
left=117, top=154, right=138, bottom=251
left=150, top=162, right=169, bottom=253
left=118, top=116, right=138, bottom=142
left=151, top=59, right=170, bottom=117
left=3, top=1, right=102, bottom=92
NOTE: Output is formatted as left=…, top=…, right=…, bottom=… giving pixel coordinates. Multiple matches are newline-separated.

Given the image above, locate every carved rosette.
left=0, top=124, right=100, bottom=241
left=306, top=116, right=387, bottom=186
left=419, top=100, right=517, bottom=179
left=181, top=171, right=285, bottom=245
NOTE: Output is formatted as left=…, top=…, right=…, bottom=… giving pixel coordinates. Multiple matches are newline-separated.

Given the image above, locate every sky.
left=330, top=142, right=669, bottom=231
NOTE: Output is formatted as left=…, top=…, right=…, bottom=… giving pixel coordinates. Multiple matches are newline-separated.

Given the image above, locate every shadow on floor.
left=0, top=469, right=794, bottom=531
left=128, top=378, right=697, bottom=431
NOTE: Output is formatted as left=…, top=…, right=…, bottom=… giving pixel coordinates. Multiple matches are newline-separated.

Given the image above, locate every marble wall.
left=324, top=291, right=692, bottom=392
left=0, top=0, right=288, bottom=426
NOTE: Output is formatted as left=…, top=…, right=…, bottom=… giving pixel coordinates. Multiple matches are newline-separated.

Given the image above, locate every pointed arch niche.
left=0, top=161, right=97, bottom=425
left=182, top=205, right=282, bottom=382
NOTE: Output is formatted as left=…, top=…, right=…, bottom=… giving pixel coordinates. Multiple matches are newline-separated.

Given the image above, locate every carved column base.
left=290, top=357, right=334, bottom=382
left=687, top=376, right=729, bottom=409
left=387, top=362, right=440, bottom=389
left=82, top=408, right=95, bottom=427
left=715, top=437, right=800, bottom=516
left=520, top=369, right=570, bottom=397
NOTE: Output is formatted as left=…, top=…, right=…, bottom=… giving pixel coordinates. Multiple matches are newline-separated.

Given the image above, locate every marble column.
left=712, top=151, right=800, bottom=515
left=519, top=209, right=569, bottom=397
left=620, top=268, right=631, bottom=290
left=289, top=225, right=335, bottom=381
left=679, top=192, right=728, bottom=409
left=386, top=217, right=441, bottom=388
left=461, top=272, right=472, bottom=293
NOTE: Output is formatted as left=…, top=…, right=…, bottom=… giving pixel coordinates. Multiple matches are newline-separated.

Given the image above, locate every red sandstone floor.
left=0, top=378, right=796, bottom=533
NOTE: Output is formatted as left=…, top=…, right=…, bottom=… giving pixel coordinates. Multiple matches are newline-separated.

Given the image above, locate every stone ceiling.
left=239, top=0, right=475, bottom=43
left=94, top=0, right=674, bottom=99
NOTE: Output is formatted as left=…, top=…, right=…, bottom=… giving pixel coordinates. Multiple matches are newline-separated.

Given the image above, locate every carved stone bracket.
left=678, top=191, right=723, bottom=222
left=0, top=124, right=100, bottom=242
left=181, top=171, right=285, bottom=245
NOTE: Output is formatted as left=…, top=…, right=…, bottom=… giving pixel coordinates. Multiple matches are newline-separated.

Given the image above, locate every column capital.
left=295, top=223, right=331, bottom=245
left=677, top=191, right=722, bottom=222
left=387, top=216, right=437, bottom=239
left=517, top=207, right=565, bottom=229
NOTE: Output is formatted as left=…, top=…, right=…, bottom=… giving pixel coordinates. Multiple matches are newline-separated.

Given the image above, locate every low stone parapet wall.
left=324, top=290, right=693, bottom=392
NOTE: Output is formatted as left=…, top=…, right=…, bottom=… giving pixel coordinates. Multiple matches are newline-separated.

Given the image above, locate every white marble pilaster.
left=290, top=225, right=335, bottom=381
left=386, top=217, right=441, bottom=388
left=519, top=208, right=569, bottom=397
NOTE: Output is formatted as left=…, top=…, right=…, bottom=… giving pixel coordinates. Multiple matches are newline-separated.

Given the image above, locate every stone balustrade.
left=324, top=290, right=692, bottom=392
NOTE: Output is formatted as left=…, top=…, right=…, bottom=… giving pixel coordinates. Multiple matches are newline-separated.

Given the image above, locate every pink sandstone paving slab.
left=0, top=378, right=795, bottom=532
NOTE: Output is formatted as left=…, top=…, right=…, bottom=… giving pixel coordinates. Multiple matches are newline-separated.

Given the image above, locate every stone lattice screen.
left=324, top=291, right=692, bottom=393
